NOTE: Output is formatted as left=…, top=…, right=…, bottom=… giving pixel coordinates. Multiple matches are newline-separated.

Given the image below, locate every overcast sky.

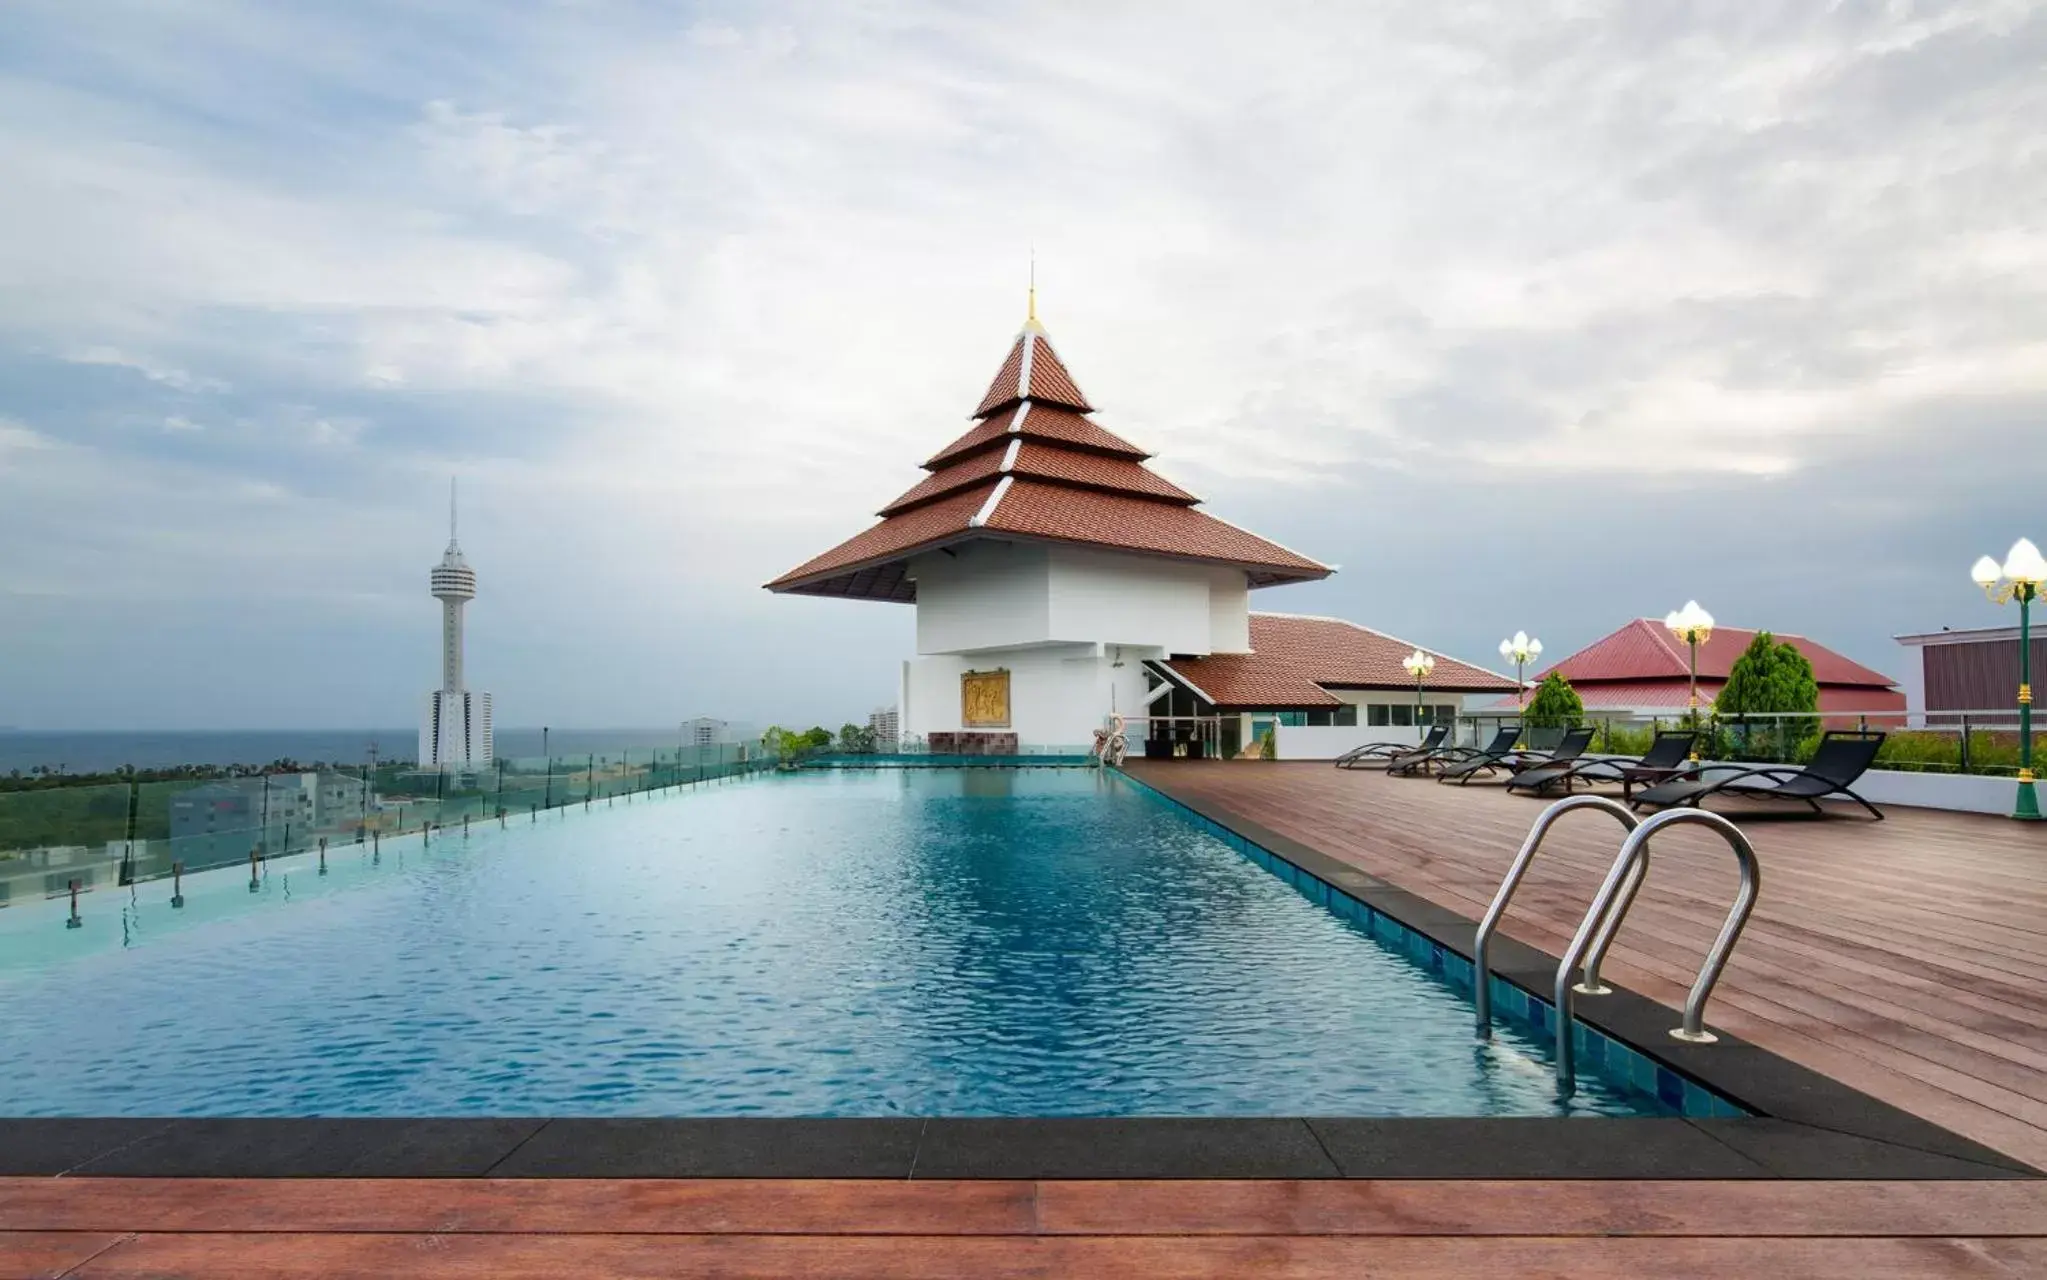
left=2, top=1, right=2042, bottom=731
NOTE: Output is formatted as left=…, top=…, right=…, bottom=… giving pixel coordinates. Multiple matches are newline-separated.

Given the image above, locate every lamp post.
left=1498, top=632, right=1542, bottom=706
left=1664, top=600, right=1714, bottom=761
left=1971, top=538, right=2046, bottom=821
left=1402, top=649, right=1436, bottom=734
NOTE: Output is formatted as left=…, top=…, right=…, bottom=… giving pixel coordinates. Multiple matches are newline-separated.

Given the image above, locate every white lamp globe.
left=2004, top=538, right=2047, bottom=584
left=1528, top=638, right=1543, bottom=657
left=1499, top=639, right=1514, bottom=658
left=1973, top=555, right=2004, bottom=587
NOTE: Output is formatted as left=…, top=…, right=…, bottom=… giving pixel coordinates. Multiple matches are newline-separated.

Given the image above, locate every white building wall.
left=901, top=643, right=1153, bottom=746
left=1207, top=571, right=1251, bottom=653
left=912, top=543, right=1052, bottom=654
left=1046, top=546, right=1227, bottom=654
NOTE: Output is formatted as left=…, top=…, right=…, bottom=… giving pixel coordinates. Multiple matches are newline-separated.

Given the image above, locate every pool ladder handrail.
left=1475, top=797, right=1762, bottom=1090
left=1473, top=796, right=1644, bottom=1037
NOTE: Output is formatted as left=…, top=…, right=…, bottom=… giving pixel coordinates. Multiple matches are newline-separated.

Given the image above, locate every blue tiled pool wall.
left=1116, top=772, right=1749, bottom=1121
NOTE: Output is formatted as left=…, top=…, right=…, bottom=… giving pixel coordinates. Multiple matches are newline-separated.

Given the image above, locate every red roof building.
left=1489, top=618, right=1903, bottom=720
left=767, top=302, right=1333, bottom=749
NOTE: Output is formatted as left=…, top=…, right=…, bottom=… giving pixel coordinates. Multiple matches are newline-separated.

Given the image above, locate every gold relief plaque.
left=961, top=669, right=1011, bottom=728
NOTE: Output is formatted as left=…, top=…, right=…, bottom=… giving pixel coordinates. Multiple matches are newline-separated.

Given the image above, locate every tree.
left=837, top=723, right=876, bottom=754
left=1522, top=672, right=1584, bottom=729
left=1716, top=632, right=1819, bottom=759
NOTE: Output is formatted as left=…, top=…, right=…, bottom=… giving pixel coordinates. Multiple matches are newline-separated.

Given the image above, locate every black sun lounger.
left=1444, top=725, right=1593, bottom=786
left=1391, top=725, right=1520, bottom=778
left=1508, top=729, right=1697, bottom=797
left=1335, top=724, right=1447, bottom=769
left=1629, top=730, right=1887, bottom=820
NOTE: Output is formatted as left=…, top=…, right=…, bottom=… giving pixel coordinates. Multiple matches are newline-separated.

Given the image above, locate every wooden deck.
left=1127, top=760, right=2047, bottom=1173
left=5, top=1177, right=2047, bottom=1277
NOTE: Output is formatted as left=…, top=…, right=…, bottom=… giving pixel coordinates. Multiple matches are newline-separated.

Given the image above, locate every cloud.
left=0, top=0, right=2041, bottom=728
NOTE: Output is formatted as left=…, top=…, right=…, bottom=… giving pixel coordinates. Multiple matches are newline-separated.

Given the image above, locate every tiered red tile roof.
left=1161, top=614, right=1517, bottom=709
left=767, top=312, right=1331, bottom=601
left=1483, top=618, right=1901, bottom=711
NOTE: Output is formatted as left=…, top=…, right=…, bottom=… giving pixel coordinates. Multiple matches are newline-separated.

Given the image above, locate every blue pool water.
left=0, top=769, right=1663, bottom=1117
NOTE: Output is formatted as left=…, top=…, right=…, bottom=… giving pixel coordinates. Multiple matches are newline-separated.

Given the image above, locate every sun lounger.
left=1628, top=730, right=1886, bottom=820
left=1335, top=723, right=1447, bottom=770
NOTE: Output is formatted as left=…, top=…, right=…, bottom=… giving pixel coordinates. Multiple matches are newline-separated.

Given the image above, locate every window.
left=1367, top=704, right=1390, bottom=726
left=1279, top=711, right=1307, bottom=727
left=1307, top=708, right=1333, bottom=727
left=1334, top=704, right=1357, bottom=727
left=1391, top=704, right=1414, bottom=727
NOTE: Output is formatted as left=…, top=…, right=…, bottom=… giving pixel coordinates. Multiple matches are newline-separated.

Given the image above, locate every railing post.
left=66, top=879, right=82, bottom=929
left=248, top=848, right=261, bottom=893
left=1960, top=713, right=1972, bottom=774
left=171, top=860, right=185, bottom=908
left=318, top=837, right=328, bottom=876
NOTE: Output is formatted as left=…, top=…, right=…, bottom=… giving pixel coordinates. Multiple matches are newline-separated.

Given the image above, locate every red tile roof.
left=768, top=315, right=1330, bottom=600
left=1162, top=613, right=1518, bottom=708
left=882, top=442, right=1194, bottom=516
left=1543, top=619, right=1898, bottom=689
left=984, top=480, right=1318, bottom=576
left=924, top=404, right=1149, bottom=469
left=972, top=326, right=1094, bottom=416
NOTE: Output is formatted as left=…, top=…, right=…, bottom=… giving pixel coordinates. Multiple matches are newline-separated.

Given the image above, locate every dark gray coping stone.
left=487, top=1118, right=925, bottom=1178
left=1309, top=1117, right=1767, bottom=1179
left=41, top=1118, right=546, bottom=1178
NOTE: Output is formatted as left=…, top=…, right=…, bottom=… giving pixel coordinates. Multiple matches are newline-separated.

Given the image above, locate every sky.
left=1, top=0, right=2043, bottom=731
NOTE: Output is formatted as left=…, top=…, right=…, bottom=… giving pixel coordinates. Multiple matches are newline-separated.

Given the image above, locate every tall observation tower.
left=419, top=481, right=493, bottom=769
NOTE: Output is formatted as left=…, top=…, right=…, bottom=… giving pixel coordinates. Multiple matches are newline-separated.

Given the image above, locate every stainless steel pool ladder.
left=1472, top=797, right=1762, bottom=1089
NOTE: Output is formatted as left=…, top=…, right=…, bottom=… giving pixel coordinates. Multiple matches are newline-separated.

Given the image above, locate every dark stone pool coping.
left=1, top=767, right=2035, bottom=1182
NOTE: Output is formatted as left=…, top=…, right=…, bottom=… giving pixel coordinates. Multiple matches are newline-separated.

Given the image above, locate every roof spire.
left=1027, top=248, right=1036, bottom=325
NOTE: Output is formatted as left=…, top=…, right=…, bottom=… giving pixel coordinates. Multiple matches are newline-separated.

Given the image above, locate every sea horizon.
left=0, top=727, right=747, bottom=775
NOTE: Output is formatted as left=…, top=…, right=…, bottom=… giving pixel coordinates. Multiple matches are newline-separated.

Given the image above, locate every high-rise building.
left=867, top=706, right=899, bottom=745
left=420, top=482, right=493, bottom=768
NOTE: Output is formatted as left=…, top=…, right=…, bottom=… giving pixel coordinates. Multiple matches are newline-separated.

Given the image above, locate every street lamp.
left=1971, top=538, right=2047, bottom=821
left=1498, top=632, right=1542, bottom=706
left=1664, top=600, right=1714, bottom=760
left=1402, top=649, right=1436, bottom=731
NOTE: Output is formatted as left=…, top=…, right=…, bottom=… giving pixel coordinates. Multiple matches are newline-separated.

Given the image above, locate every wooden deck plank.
left=0, top=1232, right=127, bottom=1280
left=1124, top=762, right=2047, bottom=1169
left=7, top=1178, right=2046, bottom=1239
left=56, top=1231, right=2036, bottom=1279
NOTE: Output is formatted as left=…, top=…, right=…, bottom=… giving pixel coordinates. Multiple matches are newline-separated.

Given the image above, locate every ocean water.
left=0, top=728, right=707, bottom=774
left=0, top=768, right=1660, bottom=1118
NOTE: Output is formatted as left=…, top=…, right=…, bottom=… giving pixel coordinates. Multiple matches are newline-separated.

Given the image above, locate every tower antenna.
left=449, top=476, right=458, bottom=547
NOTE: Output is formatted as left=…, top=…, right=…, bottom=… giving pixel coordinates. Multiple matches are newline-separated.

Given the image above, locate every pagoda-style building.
left=766, top=299, right=1332, bottom=749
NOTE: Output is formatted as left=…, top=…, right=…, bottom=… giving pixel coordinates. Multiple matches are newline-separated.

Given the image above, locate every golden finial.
left=1027, top=249, right=1037, bottom=324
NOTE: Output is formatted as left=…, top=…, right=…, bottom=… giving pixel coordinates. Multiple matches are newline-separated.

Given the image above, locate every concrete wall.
left=1046, top=546, right=1240, bottom=654
left=912, top=543, right=1052, bottom=655
left=911, top=541, right=1253, bottom=660
left=1272, top=723, right=1432, bottom=760
left=900, top=643, right=1153, bottom=745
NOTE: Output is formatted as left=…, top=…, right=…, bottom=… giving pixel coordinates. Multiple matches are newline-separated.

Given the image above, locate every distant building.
left=1487, top=619, right=1903, bottom=722
left=1156, top=613, right=1514, bottom=757
left=766, top=294, right=1332, bottom=747
left=867, top=706, right=900, bottom=746
left=167, top=772, right=366, bottom=868
left=1894, top=625, right=2044, bottom=723
left=682, top=717, right=757, bottom=747
left=420, top=482, right=494, bottom=769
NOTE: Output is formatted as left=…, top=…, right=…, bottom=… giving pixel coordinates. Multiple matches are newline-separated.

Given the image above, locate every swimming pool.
left=0, top=768, right=1666, bottom=1118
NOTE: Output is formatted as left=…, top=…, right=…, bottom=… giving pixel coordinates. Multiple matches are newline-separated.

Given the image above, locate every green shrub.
left=1716, top=633, right=1820, bottom=761
left=1258, top=729, right=1277, bottom=760
left=1523, top=673, right=1584, bottom=729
